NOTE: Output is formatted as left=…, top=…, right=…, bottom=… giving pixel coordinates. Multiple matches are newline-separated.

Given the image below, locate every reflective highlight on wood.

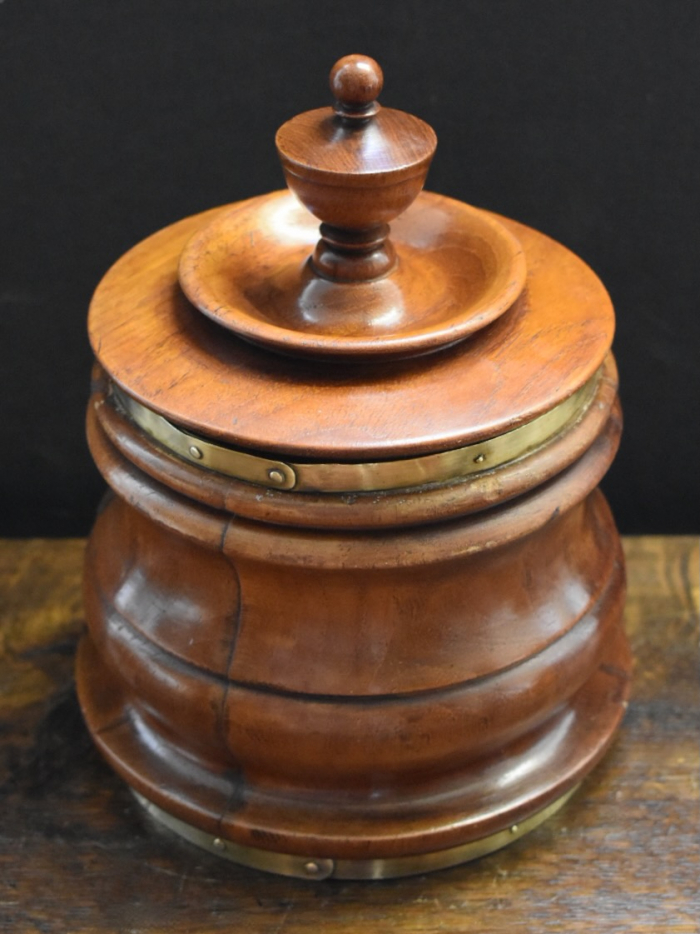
left=78, top=55, right=631, bottom=876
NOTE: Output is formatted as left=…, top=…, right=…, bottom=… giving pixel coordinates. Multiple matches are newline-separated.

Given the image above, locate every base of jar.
left=133, top=785, right=579, bottom=880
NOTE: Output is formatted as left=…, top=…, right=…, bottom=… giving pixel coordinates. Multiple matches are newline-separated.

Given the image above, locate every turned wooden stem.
left=276, top=55, right=437, bottom=284
left=312, top=222, right=396, bottom=282
left=313, top=56, right=397, bottom=281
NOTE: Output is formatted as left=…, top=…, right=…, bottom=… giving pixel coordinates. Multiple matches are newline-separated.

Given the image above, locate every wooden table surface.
left=0, top=536, right=697, bottom=933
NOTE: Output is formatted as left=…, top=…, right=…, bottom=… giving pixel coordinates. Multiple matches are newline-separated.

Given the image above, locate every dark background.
left=2, top=0, right=698, bottom=536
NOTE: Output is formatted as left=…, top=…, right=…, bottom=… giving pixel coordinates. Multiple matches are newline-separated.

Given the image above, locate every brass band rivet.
left=112, top=369, right=600, bottom=495
left=133, top=786, right=579, bottom=880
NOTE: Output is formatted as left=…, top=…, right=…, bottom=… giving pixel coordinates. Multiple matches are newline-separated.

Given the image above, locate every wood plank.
left=0, top=536, right=697, bottom=933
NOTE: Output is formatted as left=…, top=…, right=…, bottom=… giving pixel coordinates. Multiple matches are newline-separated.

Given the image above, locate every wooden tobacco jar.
left=79, top=55, right=632, bottom=879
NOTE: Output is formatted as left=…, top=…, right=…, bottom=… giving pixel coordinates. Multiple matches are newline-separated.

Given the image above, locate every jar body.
left=77, top=375, right=631, bottom=877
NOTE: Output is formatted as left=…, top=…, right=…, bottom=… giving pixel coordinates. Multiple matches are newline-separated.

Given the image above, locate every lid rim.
left=275, top=106, right=437, bottom=176
left=88, top=192, right=615, bottom=460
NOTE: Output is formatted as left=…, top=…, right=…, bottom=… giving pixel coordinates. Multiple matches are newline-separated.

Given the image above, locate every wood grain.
left=274, top=54, right=436, bottom=285
left=89, top=191, right=614, bottom=457
left=79, top=363, right=630, bottom=862
left=0, top=536, right=696, bottom=932
left=176, top=192, right=525, bottom=356
left=80, top=53, right=627, bottom=878
left=90, top=358, right=622, bottom=531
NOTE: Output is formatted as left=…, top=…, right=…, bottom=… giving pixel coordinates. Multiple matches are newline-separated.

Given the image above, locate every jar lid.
left=88, top=56, right=614, bottom=465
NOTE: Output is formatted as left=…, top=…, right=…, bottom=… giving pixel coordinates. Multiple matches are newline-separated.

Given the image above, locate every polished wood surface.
left=77, top=485, right=628, bottom=859
left=275, top=55, right=435, bottom=285
left=89, top=192, right=612, bottom=456
left=182, top=55, right=523, bottom=353
left=1, top=536, right=696, bottom=930
left=177, top=191, right=526, bottom=356
left=81, top=54, right=628, bottom=881
left=329, top=54, right=384, bottom=117
left=89, top=357, right=620, bottom=529
left=79, top=324, right=629, bottom=865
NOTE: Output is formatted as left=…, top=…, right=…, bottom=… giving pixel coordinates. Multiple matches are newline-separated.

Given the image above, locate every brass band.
left=134, top=786, right=578, bottom=880
left=112, top=371, right=599, bottom=495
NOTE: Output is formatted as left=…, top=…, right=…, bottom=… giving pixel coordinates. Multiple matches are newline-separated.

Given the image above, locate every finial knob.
left=330, top=54, right=383, bottom=119
left=276, top=55, right=436, bottom=282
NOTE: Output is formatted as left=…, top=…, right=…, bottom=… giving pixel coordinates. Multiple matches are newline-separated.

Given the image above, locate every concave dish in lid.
left=178, top=54, right=527, bottom=360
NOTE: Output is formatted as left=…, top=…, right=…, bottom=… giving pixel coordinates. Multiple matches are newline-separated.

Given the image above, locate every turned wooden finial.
left=330, top=54, right=384, bottom=120
left=179, top=55, right=525, bottom=359
left=276, top=55, right=437, bottom=282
